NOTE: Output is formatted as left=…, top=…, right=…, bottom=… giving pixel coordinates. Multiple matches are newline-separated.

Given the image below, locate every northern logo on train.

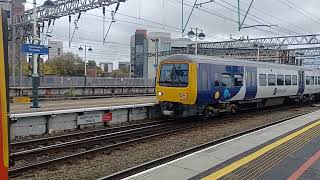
left=223, top=89, right=231, bottom=99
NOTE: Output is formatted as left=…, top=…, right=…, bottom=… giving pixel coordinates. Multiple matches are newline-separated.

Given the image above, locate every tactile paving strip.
left=219, top=124, right=320, bottom=180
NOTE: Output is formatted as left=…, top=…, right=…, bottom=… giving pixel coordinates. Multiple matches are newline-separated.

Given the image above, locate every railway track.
left=10, top=121, right=168, bottom=152
left=9, top=104, right=316, bottom=177
left=101, top=109, right=317, bottom=180
left=9, top=119, right=208, bottom=176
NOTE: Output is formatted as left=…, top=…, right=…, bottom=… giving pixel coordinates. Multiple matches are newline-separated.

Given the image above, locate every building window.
left=234, top=74, right=243, bottom=86
left=277, top=75, right=284, bottom=86
left=285, top=75, right=291, bottom=85
left=292, top=75, right=298, bottom=85
left=222, top=73, right=233, bottom=87
left=268, top=74, right=276, bottom=86
left=259, top=74, right=267, bottom=86
left=306, top=76, right=310, bottom=85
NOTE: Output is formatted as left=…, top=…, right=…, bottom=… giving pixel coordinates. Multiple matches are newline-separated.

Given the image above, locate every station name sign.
left=22, top=44, right=49, bottom=55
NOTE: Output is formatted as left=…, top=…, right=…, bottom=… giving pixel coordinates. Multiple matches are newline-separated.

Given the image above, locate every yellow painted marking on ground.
left=12, top=96, right=31, bottom=104
left=202, top=120, right=320, bottom=180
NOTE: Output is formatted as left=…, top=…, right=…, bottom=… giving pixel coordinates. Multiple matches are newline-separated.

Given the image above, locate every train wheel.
left=228, top=104, right=238, bottom=114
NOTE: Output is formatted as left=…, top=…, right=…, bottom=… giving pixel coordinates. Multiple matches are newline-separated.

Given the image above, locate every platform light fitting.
left=187, top=30, right=195, bottom=39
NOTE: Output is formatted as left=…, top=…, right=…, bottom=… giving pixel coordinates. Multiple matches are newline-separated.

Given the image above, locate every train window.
left=311, top=76, right=315, bottom=85
left=222, top=73, right=233, bottom=87
left=234, top=74, right=243, bottom=86
left=246, top=71, right=252, bottom=86
left=251, top=71, right=256, bottom=86
left=159, top=63, right=189, bottom=87
left=268, top=74, right=276, bottom=86
left=318, top=76, right=320, bottom=85
left=214, top=72, right=220, bottom=87
left=306, top=76, right=310, bottom=85
left=277, top=75, right=284, bottom=86
left=292, top=75, right=298, bottom=85
left=201, top=70, right=209, bottom=90
left=285, top=75, right=291, bottom=85
left=259, top=74, right=267, bottom=86
left=316, top=76, right=318, bottom=85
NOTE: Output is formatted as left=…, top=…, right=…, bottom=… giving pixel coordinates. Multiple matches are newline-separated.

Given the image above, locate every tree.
left=111, top=66, right=130, bottom=78
left=45, top=52, right=85, bottom=76
left=87, top=60, right=96, bottom=67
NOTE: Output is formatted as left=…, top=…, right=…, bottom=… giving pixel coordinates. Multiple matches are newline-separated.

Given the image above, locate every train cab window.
left=159, top=63, right=189, bottom=87
left=259, top=74, right=267, bottom=86
left=277, top=75, right=284, bottom=86
left=285, top=75, right=291, bottom=85
left=234, top=74, right=243, bottom=86
left=311, top=76, right=315, bottom=85
left=222, top=73, right=233, bottom=87
left=268, top=74, right=276, bottom=86
left=306, top=76, right=310, bottom=85
left=292, top=75, right=298, bottom=85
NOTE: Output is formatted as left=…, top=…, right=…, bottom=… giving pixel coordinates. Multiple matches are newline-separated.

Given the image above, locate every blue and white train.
left=155, top=54, right=320, bottom=118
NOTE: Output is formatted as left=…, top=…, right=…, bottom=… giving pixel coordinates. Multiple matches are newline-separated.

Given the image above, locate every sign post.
left=22, top=44, right=48, bottom=108
left=0, top=10, right=9, bottom=180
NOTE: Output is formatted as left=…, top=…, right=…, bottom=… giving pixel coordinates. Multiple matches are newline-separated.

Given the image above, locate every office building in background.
left=48, top=40, right=63, bottom=59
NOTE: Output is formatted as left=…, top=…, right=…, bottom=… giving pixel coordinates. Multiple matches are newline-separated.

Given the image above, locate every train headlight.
left=158, top=92, right=163, bottom=96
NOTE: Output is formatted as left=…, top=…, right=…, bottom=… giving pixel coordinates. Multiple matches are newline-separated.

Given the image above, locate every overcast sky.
left=25, top=0, right=320, bottom=68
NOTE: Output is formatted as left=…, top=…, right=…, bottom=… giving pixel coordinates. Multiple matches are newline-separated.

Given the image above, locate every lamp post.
left=30, top=0, right=55, bottom=108
left=188, top=27, right=205, bottom=55
left=150, top=38, right=159, bottom=82
left=79, top=45, right=93, bottom=86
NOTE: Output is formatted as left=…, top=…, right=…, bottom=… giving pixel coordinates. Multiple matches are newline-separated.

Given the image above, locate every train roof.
left=162, top=54, right=320, bottom=72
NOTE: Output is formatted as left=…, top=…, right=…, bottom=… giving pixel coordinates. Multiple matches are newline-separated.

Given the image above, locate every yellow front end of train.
left=156, top=61, right=198, bottom=105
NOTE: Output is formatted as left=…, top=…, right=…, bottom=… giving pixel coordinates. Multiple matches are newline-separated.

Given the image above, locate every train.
left=155, top=54, right=320, bottom=119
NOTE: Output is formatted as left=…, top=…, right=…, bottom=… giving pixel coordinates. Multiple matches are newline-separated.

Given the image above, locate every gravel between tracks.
left=12, top=105, right=320, bottom=180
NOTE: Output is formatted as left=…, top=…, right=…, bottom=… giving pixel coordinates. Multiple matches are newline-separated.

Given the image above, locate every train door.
left=298, top=71, right=305, bottom=95
left=0, top=10, right=9, bottom=180
left=244, top=67, right=257, bottom=99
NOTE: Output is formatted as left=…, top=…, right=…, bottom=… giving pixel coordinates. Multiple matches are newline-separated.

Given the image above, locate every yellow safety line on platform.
left=202, top=120, right=320, bottom=180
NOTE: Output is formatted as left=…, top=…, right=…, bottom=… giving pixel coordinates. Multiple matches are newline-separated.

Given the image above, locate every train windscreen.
left=159, top=63, right=189, bottom=87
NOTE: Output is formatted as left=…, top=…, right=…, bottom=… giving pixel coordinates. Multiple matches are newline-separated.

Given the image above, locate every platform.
left=9, top=96, right=158, bottom=138
left=124, top=110, right=320, bottom=180
left=10, top=96, right=156, bottom=114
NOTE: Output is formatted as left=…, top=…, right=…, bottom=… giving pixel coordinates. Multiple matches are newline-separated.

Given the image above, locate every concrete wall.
left=10, top=105, right=160, bottom=139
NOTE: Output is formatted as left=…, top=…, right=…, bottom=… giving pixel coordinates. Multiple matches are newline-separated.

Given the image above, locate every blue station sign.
left=22, top=44, right=49, bottom=55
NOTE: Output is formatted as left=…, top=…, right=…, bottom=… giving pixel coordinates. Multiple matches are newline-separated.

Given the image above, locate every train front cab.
left=156, top=60, right=198, bottom=118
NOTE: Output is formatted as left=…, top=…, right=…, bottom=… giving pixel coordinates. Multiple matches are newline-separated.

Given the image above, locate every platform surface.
left=10, top=96, right=156, bottom=113
left=124, top=110, right=320, bottom=180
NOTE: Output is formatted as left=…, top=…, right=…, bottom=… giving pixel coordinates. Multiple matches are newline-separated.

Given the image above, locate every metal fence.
left=9, top=76, right=156, bottom=87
